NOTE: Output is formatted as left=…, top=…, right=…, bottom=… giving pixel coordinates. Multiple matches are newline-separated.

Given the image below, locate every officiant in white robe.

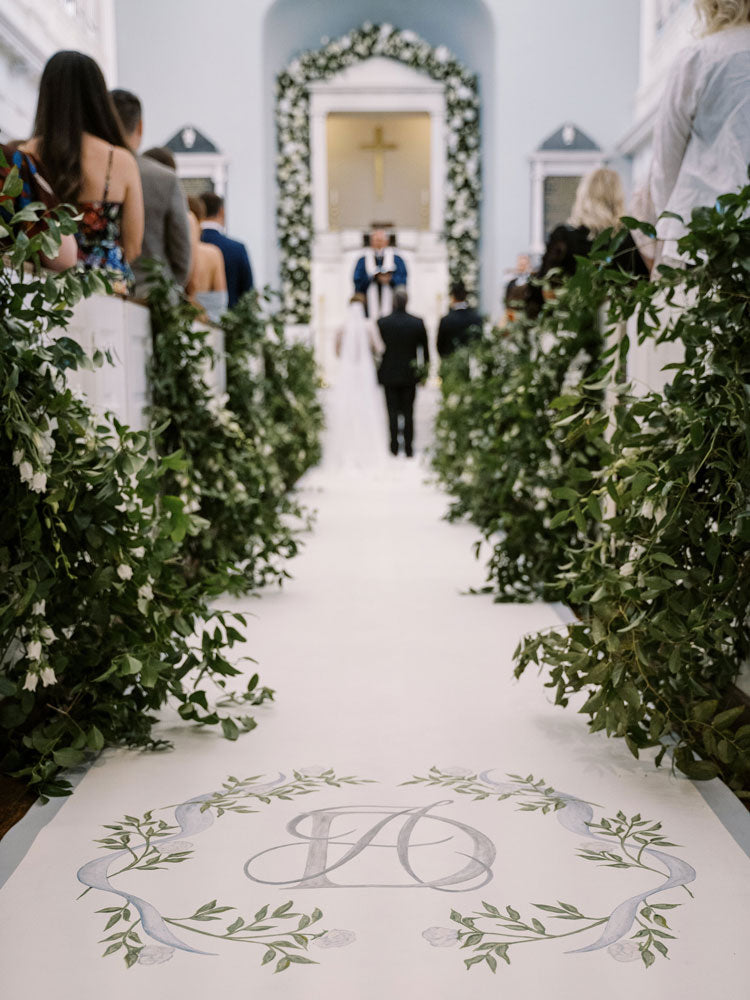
left=353, top=228, right=408, bottom=319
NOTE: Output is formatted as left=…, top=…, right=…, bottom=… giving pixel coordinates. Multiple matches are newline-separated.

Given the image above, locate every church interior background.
left=3, top=2, right=750, bottom=997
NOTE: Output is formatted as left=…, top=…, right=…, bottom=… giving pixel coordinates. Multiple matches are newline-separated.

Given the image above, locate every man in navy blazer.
left=200, top=192, right=254, bottom=308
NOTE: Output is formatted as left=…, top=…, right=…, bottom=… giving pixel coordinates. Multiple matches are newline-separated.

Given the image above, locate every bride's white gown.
left=322, top=302, right=387, bottom=473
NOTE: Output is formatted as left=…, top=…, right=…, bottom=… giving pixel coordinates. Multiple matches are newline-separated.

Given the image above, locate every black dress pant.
left=384, top=385, right=416, bottom=456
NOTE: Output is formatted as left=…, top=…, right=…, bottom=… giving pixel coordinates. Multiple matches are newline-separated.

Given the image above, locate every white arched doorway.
left=262, top=0, right=496, bottom=312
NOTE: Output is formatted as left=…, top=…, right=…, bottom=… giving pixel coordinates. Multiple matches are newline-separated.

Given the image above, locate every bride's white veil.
left=321, top=297, right=386, bottom=473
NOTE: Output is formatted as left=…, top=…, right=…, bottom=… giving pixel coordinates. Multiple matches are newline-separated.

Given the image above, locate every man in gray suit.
left=110, top=89, right=191, bottom=298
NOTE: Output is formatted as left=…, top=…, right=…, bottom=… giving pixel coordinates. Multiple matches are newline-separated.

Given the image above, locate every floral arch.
left=275, top=23, right=481, bottom=323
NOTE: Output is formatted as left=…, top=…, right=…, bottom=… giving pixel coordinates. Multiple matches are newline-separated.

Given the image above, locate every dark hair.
left=143, top=146, right=177, bottom=170
left=188, top=195, right=206, bottom=221
left=33, top=51, right=128, bottom=203
left=201, top=192, right=224, bottom=218
left=450, top=281, right=467, bottom=301
left=110, top=88, right=142, bottom=135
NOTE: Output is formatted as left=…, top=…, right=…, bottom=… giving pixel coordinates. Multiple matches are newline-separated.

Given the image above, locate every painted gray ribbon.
left=77, top=774, right=287, bottom=954
left=478, top=770, right=696, bottom=953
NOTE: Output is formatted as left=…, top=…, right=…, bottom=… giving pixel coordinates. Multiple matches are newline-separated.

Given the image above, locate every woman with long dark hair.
left=20, top=50, right=143, bottom=293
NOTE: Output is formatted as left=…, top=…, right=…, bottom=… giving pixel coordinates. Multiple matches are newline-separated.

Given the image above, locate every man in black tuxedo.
left=377, top=289, right=429, bottom=458
left=436, top=281, right=483, bottom=359
left=200, top=193, right=254, bottom=308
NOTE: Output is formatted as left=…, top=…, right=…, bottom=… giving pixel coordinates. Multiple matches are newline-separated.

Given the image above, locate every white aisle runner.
left=1, top=457, right=749, bottom=998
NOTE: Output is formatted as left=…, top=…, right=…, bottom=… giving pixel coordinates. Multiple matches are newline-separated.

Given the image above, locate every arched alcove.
left=262, top=0, right=496, bottom=308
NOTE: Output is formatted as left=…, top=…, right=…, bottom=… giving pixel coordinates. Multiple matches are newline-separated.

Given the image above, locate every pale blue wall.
left=114, top=0, right=641, bottom=313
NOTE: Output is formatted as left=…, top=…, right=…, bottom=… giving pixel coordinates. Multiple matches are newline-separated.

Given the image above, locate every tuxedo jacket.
left=437, top=306, right=483, bottom=358
left=353, top=252, right=407, bottom=292
left=200, top=227, right=254, bottom=307
left=377, top=310, right=430, bottom=386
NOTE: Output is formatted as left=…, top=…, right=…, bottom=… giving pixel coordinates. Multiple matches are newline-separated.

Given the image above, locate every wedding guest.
left=648, top=0, right=750, bottom=263
left=527, top=168, right=648, bottom=317
left=377, top=289, right=429, bottom=458
left=20, top=51, right=143, bottom=295
left=186, top=195, right=227, bottom=323
left=110, top=89, right=191, bottom=297
left=0, top=142, right=78, bottom=271
left=199, top=192, right=253, bottom=307
left=502, top=253, right=534, bottom=323
left=142, top=146, right=177, bottom=170
left=437, top=281, right=483, bottom=359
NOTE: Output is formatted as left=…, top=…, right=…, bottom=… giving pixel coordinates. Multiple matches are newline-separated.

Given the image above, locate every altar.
left=308, top=57, right=450, bottom=377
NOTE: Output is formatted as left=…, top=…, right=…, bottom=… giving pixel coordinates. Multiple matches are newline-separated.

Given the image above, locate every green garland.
left=0, top=181, right=272, bottom=798
left=434, top=186, right=750, bottom=794
left=276, top=22, right=481, bottom=322
left=146, top=270, right=313, bottom=596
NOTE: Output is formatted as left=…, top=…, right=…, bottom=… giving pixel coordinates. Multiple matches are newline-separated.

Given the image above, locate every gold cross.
left=360, top=125, right=398, bottom=200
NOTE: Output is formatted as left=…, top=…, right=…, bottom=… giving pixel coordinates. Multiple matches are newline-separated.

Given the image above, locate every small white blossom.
left=18, top=461, right=33, bottom=483
left=32, top=600, right=46, bottom=616
left=138, top=583, right=154, bottom=602
left=40, top=666, right=57, bottom=687
left=12, top=449, right=24, bottom=466
left=132, top=546, right=146, bottom=559
left=23, top=672, right=39, bottom=692
left=40, top=625, right=55, bottom=642
left=26, top=639, right=42, bottom=661
left=117, top=564, right=133, bottom=581
left=30, top=471, right=47, bottom=493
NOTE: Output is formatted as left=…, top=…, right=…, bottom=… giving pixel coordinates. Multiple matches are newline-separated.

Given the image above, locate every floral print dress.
left=75, top=148, right=134, bottom=295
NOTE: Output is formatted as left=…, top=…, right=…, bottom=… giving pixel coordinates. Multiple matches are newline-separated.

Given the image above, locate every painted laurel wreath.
left=78, top=766, right=695, bottom=975
left=276, top=22, right=481, bottom=323
left=410, top=768, right=696, bottom=972
left=77, top=768, right=370, bottom=973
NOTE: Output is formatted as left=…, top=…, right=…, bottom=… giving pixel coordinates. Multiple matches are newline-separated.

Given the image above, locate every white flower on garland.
left=26, top=639, right=42, bottom=661
left=117, top=564, right=133, bottom=581
left=40, top=666, right=56, bottom=687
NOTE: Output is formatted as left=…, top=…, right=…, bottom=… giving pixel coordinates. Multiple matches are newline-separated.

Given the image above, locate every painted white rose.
left=26, top=639, right=42, bottom=661
left=422, top=926, right=459, bottom=947
left=117, top=564, right=133, bottom=581
left=154, top=840, right=193, bottom=854
left=138, top=945, right=175, bottom=966
left=440, top=766, right=473, bottom=778
left=608, top=940, right=642, bottom=963
left=313, top=929, right=356, bottom=949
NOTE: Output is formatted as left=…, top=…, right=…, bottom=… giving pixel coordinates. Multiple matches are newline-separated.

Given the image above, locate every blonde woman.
left=528, top=168, right=648, bottom=316
left=649, top=0, right=750, bottom=261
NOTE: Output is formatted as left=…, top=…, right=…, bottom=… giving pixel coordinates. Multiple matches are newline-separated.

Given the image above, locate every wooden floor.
left=0, top=775, right=35, bottom=841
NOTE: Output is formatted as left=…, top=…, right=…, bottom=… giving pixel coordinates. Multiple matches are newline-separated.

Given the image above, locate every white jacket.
left=649, top=24, right=750, bottom=258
